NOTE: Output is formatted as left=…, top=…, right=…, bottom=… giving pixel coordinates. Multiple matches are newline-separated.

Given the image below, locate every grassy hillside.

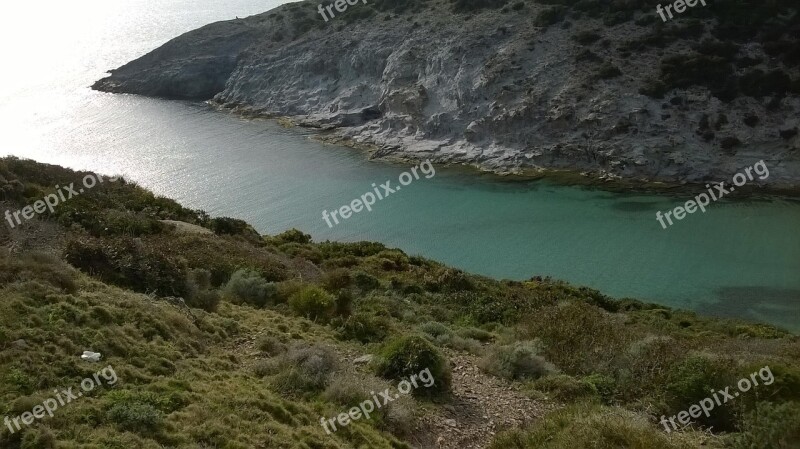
left=1, top=157, right=798, bottom=448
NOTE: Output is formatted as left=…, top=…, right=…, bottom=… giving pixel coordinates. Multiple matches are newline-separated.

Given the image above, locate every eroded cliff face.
left=94, top=1, right=800, bottom=189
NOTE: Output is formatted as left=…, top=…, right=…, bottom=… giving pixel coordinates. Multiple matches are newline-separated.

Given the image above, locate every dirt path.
left=411, top=350, right=553, bottom=449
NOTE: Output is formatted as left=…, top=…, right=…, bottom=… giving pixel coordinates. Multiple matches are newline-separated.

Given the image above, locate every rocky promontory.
left=94, top=0, right=800, bottom=190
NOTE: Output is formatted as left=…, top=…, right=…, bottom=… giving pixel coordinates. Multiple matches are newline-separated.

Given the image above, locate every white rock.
left=81, top=351, right=102, bottom=362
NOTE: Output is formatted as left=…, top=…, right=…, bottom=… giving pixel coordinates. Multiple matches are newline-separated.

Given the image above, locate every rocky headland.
left=93, top=0, right=800, bottom=191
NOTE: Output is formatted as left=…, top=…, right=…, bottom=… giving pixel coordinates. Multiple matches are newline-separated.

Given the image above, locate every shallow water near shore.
left=0, top=0, right=798, bottom=331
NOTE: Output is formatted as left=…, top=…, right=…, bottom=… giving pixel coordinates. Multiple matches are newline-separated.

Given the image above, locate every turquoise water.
left=0, top=0, right=798, bottom=330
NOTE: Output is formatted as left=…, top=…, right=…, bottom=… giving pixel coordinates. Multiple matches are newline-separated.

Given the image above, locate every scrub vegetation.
left=1, top=157, right=798, bottom=448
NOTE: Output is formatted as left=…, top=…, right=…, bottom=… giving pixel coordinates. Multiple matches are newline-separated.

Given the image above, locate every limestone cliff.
left=94, top=0, right=800, bottom=190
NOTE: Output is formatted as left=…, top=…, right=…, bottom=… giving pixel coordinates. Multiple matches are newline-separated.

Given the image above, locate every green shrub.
left=256, top=335, right=287, bottom=356
left=107, top=402, right=164, bottom=433
left=335, top=312, right=392, bottom=343
left=741, top=363, right=800, bottom=404
left=437, top=268, right=475, bottom=292
left=185, top=268, right=221, bottom=311
left=665, top=355, right=736, bottom=430
left=659, top=54, right=737, bottom=101
left=734, top=401, right=800, bottom=449
left=372, top=250, right=410, bottom=271
left=91, top=209, right=165, bottom=237
left=595, top=62, right=622, bottom=80
left=273, top=228, right=311, bottom=244
left=353, top=271, right=381, bottom=291
left=279, top=242, right=323, bottom=264
left=457, top=327, right=494, bottom=342
left=738, top=69, right=793, bottom=98
left=418, top=321, right=451, bottom=339
left=480, top=341, right=557, bottom=380
left=418, top=321, right=483, bottom=354
left=207, top=217, right=263, bottom=245
left=65, top=236, right=189, bottom=297
left=519, top=301, right=630, bottom=374
left=224, top=269, right=277, bottom=308
left=532, top=374, right=599, bottom=402
left=640, top=79, right=669, bottom=98
left=321, top=268, right=352, bottom=292
left=374, top=335, right=451, bottom=396
left=323, top=373, right=417, bottom=436
left=488, top=404, right=693, bottom=449
left=0, top=251, right=78, bottom=294
left=583, top=373, right=616, bottom=404
left=535, top=6, right=567, bottom=27
left=616, top=336, right=688, bottom=402
left=20, top=426, right=56, bottom=449
left=573, top=30, right=601, bottom=45
left=288, top=285, right=336, bottom=321
left=270, top=344, right=339, bottom=395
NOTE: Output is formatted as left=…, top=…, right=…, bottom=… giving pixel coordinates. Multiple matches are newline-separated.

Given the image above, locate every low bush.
left=224, top=269, right=277, bottom=308
left=436, top=268, right=475, bottom=292
left=288, top=285, right=336, bottom=321
left=488, top=404, right=693, bottom=449
left=519, top=301, right=630, bottom=374
left=535, top=6, right=567, bottom=27
left=419, top=321, right=484, bottom=354
left=353, top=271, right=381, bottom=291
left=272, top=228, right=311, bottom=245
left=0, top=251, right=78, bottom=294
left=206, top=217, right=264, bottom=245
left=659, top=54, right=736, bottom=101
left=734, top=401, right=800, bottom=449
left=480, top=341, right=557, bottom=380
left=255, top=335, right=287, bottom=356
left=456, top=327, right=494, bottom=342
left=595, top=62, right=622, bottom=80
left=418, top=321, right=451, bottom=339
left=572, top=30, right=601, bottom=45
left=185, top=268, right=221, bottom=311
left=738, top=69, right=793, bottom=98
left=321, top=268, right=352, bottom=292
left=616, top=335, right=686, bottom=401
left=106, top=402, right=164, bottom=434
left=323, top=373, right=417, bottom=436
left=335, top=312, right=392, bottom=343
left=374, top=335, right=451, bottom=396
left=64, top=237, right=189, bottom=297
left=531, top=374, right=598, bottom=402
left=664, top=355, right=736, bottom=430
left=269, top=344, right=339, bottom=395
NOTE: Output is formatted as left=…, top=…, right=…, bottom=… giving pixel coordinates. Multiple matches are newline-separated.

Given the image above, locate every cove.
left=12, top=97, right=798, bottom=331
left=0, top=0, right=797, bottom=331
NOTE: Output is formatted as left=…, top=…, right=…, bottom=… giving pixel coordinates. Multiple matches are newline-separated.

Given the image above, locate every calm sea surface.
left=1, top=0, right=798, bottom=330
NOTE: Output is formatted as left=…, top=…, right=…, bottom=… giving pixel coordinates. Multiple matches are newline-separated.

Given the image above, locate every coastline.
left=219, top=105, right=800, bottom=200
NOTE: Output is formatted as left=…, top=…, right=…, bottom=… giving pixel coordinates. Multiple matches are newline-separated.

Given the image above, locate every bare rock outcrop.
left=93, top=0, right=800, bottom=191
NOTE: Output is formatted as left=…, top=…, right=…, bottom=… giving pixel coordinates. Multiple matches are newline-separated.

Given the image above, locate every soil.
left=410, top=350, right=554, bottom=449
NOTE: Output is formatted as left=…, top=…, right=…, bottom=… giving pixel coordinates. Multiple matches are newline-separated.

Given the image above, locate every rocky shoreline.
left=228, top=107, right=800, bottom=199
left=94, top=0, right=800, bottom=194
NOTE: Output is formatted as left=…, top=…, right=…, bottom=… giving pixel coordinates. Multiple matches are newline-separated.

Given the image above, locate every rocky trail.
left=411, top=351, right=552, bottom=449
left=236, top=328, right=551, bottom=449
